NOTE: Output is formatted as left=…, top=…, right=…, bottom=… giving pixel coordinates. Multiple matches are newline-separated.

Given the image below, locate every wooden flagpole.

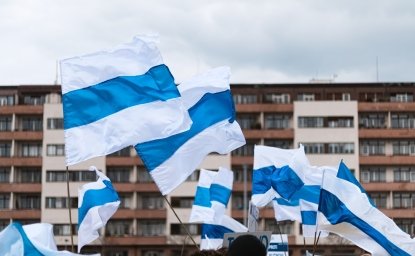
left=66, top=166, right=75, bottom=252
left=163, top=196, right=200, bottom=250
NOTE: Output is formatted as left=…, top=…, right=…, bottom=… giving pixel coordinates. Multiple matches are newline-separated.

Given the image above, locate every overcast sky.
left=1, top=0, right=414, bottom=85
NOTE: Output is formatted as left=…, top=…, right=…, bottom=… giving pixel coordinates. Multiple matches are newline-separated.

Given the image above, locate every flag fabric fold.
left=78, top=166, right=120, bottom=252
left=0, top=222, right=90, bottom=255
left=189, top=167, right=233, bottom=223
left=318, top=161, right=415, bottom=256
left=135, top=66, right=245, bottom=195
left=60, top=35, right=191, bottom=166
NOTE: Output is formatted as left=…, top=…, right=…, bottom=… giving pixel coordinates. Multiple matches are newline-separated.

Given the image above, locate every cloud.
left=0, top=0, right=414, bottom=85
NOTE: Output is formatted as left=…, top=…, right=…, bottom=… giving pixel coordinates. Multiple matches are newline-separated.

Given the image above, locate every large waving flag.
left=200, top=215, right=248, bottom=250
left=135, top=67, right=246, bottom=195
left=0, top=222, right=90, bottom=256
left=60, top=35, right=191, bottom=166
left=78, top=166, right=120, bottom=252
left=189, top=167, right=233, bottom=223
left=318, top=161, right=415, bottom=256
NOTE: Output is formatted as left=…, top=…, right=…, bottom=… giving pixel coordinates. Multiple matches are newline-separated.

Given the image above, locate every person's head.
left=226, top=234, right=267, bottom=256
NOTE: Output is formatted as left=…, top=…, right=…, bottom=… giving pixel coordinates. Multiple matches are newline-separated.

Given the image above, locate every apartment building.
left=1, top=82, right=415, bottom=256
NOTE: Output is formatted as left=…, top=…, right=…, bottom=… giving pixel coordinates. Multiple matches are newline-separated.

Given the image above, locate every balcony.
left=104, top=236, right=167, bottom=245
left=231, top=156, right=254, bottom=165
left=106, top=156, right=143, bottom=166
left=0, top=157, right=42, bottom=166
left=113, top=183, right=160, bottom=193
left=0, top=209, right=41, bottom=219
left=236, top=104, right=293, bottom=113
left=363, top=182, right=415, bottom=192
left=243, top=129, right=294, bottom=139
left=0, top=183, right=41, bottom=193
left=113, top=209, right=167, bottom=219
left=358, top=102, right=415, bottom=112
left=359, top=128, right=415, bottom=139
left=360, top=155, right=415, bottom=165
left=0, top=105, right=43, bottom=115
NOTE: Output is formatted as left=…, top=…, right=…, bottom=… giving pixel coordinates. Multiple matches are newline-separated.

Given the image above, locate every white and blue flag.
left=318, top=161, right=415, bottom=256
left=60, top=35, right=191, bottom=166
left=189, top=167, right=233, bottom=223
left=0, top=222, right=90, bottom=255
left=200, top=215, right=248, bottom=250
left=135, top=66, right=246, bottom=195
left=77, top=166, right=120, bottom=252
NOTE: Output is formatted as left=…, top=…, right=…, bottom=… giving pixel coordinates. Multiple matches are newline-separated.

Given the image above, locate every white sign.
left=267, top=234, right=289, bottom=256
left=247, top=201, right=259, bottom=232
left=223, top=231, right=272, bottom=249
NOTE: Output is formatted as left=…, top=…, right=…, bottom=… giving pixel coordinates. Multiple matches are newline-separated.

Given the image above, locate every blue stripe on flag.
left=252, top=165, right=304, bottom=200
left=13, top=222, right=43, bottom=255
left=294, top=185, right=320, bottom=204
left=275, top=197, right=299, bottom=206
left=63, top=64, right=179, bottom=129
left=135, top=90, right=235, bottom=171
left=78, top=180, right=120, bottom=227
left=301, top=211, right=317, bottom=225
left=201, top=223, right=234, bottom=239
left=319, top=188, right=410, bottom=256
left=210, top=183, right=231, bottom=206
left=194, top=186, right=211, bottom=207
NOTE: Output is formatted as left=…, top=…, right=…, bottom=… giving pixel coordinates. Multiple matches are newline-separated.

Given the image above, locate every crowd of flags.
left=1, top=35, right=415, bottom=255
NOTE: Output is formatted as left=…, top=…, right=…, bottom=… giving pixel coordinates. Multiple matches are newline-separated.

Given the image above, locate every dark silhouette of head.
left=227, top=234, right=267, bottom=256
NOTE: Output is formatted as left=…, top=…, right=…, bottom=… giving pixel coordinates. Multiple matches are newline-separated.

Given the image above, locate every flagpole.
left=243, top=164, right=248, bottom=226
left=313, top=167, right=327, bottom=256
left=276, top=221, right=287, bottom=256
left=66, top=166, right=75, bottom=252
left=163, top=196, right=200, bottom=250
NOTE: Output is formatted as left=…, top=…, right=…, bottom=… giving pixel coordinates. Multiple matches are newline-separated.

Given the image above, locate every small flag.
left=318, top=161, right=415, bottom=256
left=135, top=66, right=245, bottom=195
left=60, top=35, right=191, bottom=166
left=189, top=167, right=233, bottom=223
left=200, top=215, right=248, bottom=250
left=0, top=222, right=89, bottom=255
left=77, top=166, right=120, bottom=252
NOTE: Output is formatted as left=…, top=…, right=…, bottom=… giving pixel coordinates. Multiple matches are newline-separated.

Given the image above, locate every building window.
left=171, top=223, right=200, bottom=235
left=106, top=220, right=133, bottom=236
left=359, top=113, right=387, bottom=129
left=0, top=116, right=12, bottom=131
left=20, top=116, right=43, bottom=131
left=0, top=95, right=14, bottom=106
left=22, top=95, right=45, bottom=105
left=391, top=113, right=415, bottom=129
left=264, top=114, right=290, bottom=129
left=0, top=142, right=11, bottom=157
left=264, top=220, right=293, bottom=235
left=233, top=94, right=257, bottom=104
left=394, top=219, right=415, bottom=237
left=20, top=143, right=42, bottom=157
left=0, top=168, right=10, bottom=183
left=137, top=169, right=153, bottom=183
left=142, top=251, right=164, bottom=256
left=46, top=170, right=96, bottom=182
left=185, top=170, right=199, bottom=182
left=231, top=140, right=258, bottom=156
left=47, top=118, right=64, bottom=130
left=108, top=147, right=131, bottom=157
left=46, top=144, right=65, bottom=156
left=118, top=193, right=133, bottom=209
left=368, top=193, right=387, bottom=208
left=297, top=93, right=315, bottom=101
left=327, top=117, right=354, bottom=128
left=394, top=168, right=415, bottom=182
left=105, top=251, right=128, bottom=256
left=263, top=93, right=290, bottom=104
left=0, top=193, right=10, bottom=209
left=232, top=165, right=253, bottom=182
left=171, top=197, right=194, bottom=208
left=298, top=117, right=324, bottom=128
left=137, top=220, right=165, bottom=236
left=107, top=167, right=131, bottom=183
left=392, top=141, right=415, bottom=156
left=0, top=220, right=9, bottom=230
left=360, top=141, right=385, bottom=156
left=393, top=192, right=415, bottom=209
left=236, top=114, right=261, bottom=129
left=53, top=224, right=77, bottom=236
left=138, top=194, right=164, bottom=210
left=302, top=143, right=324, bottom=154
left=327, top=143, right=354, bottom=154
left=14, top=168, right=41, bottom=183
left=263, top=139, right=292, bottom=149
left=45, top=197, right=77, bottom=208
left=15, top=194, right=41, bottom=209
left=391, top=93, right=413, bottom=102
left=232, top=193, right=251, bottom=210
left=360, top=167, right=386, bottom=183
